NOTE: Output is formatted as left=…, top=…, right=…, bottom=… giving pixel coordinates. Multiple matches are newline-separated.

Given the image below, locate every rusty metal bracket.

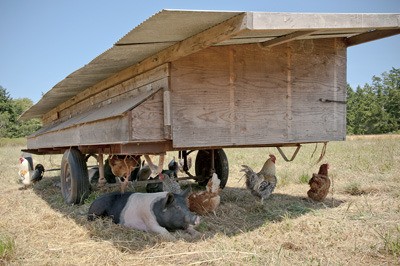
left=319, top=98, right=347, bottom=104
left=276, top=145, right=302, bottom=162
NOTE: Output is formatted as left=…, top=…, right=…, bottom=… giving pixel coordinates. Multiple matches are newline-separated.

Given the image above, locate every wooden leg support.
left=144, top=154, right=165, bottom=177
left=97, top=153, right=106, bottom=187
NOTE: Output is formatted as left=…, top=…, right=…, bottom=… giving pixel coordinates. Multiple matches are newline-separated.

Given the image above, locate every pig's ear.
left=181, top=187, right=191, bottom=198
left=165, top=192, right=175, bottom=207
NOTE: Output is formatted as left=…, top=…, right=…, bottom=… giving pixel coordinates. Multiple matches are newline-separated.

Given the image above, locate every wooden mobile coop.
left=20, top=10, right=400, bottom=204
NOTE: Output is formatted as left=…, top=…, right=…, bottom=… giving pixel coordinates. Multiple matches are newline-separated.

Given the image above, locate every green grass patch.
left=298, top=173, right=310, bottom=184
left=376, top=226, right=400, bottom=257
left=0, top=234, right=15, bottom=261
left=0, top=137, right=27, bottom=147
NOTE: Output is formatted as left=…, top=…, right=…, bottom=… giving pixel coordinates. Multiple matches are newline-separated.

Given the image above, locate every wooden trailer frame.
left=20, top=10, right=400, bottom=203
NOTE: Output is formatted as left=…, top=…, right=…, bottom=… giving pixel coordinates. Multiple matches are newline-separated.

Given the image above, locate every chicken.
left=108, top=155, right=141, bottom=193
left=145, top=157, right=182, bottom=193
left=188, top=173, right=221, bottom=215
left=241, top=154, right=277, bottom=204
left=178, top=157, right=192, bottom=173
left=137, top=163, right=151, bottom=181
left=307, top=163, right=330, bottom=201
left=167, top=157, right=179, bottom=174
left=18, top=157, right=45, bottom=187
left=159, top=172, right=182, bottom=194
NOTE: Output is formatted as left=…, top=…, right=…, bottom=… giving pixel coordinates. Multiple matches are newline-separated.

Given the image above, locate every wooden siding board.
left=27, top=116, right=130, bottom=149
left=289, top=38, right=346, bottom=141
left=130, top=90, right=165, bottom=142
left=170, top=47, right=232, bottom=147
left=232, top=43, right=289, bottom=145
left=171, top=39, right=346, bottom=148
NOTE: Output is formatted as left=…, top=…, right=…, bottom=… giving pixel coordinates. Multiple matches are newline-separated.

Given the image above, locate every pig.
left=87, top=189, right=200, bottom=239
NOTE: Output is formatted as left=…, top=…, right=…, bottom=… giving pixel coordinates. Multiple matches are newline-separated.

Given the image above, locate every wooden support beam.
left=260, top=30, right=316, bottom=47
left=345, top=28, right=400, bottom=47
left=110, top=141, right=173, bottom=155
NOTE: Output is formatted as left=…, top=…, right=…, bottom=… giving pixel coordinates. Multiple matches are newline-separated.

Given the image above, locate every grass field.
left=1, top=136, right=399, bottom=265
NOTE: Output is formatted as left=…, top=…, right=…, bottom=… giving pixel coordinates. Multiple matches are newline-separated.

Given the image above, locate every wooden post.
left=97, top=153, right=106, bottom=186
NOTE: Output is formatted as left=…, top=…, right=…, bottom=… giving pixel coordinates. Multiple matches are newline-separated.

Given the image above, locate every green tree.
left=374, top=68, right=400, bottom=128
left=346, top=84, right=356, bottom=134
left=0, top=85, right=41, bottom=138
left=0, top=86, right=13, bottom=137
left=346, top=68, right=399, bottom=135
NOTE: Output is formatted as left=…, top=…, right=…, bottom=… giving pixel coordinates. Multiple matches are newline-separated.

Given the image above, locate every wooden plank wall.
left=130, top=90, right=165, bottom=141
left=42, top=64, right=169, bottom=125
left=170, top=38, right=346, bottom=148
left=27, top=117, right=130, bottom=149
left=28, top=64, right=170, bottom=150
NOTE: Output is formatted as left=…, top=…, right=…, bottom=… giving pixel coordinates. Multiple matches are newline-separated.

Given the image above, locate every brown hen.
left=307, top=163, right=330, bottom=201
left=188, top=173, right=221, bottom=215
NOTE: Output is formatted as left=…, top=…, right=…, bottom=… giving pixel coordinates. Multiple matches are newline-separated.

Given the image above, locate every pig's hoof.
left=160, top=233, right=176, bottom=242
left=186, top=227, right=201, bottom=237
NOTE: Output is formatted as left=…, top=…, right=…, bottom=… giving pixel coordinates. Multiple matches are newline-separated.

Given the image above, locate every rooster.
left=18, top=157, right=45, bottom=187
left=307, top=163, right=330, bottom=201
left=188, top=173, right=221, bottom=215
left=241, top=154, right=277, bottom=204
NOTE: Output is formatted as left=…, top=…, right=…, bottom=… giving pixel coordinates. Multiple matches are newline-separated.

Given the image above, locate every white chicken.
left=18, top=157, right=45, bottom=187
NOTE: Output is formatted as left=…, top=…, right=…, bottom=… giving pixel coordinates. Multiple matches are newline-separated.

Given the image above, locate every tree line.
left=1, top=67, right=399, bottom=138
left=0, top=86, right=41, bottom=138
left=346, top=67, right=399, bottom=135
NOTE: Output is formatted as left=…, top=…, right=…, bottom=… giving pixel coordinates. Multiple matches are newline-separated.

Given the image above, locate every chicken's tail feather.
left=239, top=165, right=257, bottom=187
left=240, top=165, right=254, bottom=175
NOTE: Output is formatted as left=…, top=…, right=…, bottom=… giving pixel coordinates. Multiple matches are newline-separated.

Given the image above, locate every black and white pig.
left=87, top=189, right=200, bottom=239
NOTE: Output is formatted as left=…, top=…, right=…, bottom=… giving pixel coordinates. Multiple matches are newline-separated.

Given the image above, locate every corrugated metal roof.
left=21, top=10, right=400, bottom=120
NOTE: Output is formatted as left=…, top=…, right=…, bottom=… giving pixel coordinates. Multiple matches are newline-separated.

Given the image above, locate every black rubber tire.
left=195, top=149, right=229, bottom=189
left=60, top=148, right=90, bottom=204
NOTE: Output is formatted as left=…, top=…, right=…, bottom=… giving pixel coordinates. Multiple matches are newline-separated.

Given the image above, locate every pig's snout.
left=193, top=215, right=200, bottom=226
left=185, top=214, right=200, bottom=226
left=189, top=214, right=200, bottom=226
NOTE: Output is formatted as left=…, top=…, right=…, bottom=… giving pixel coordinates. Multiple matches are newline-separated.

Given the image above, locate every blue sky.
left=1, top=0, right=399, bottom=103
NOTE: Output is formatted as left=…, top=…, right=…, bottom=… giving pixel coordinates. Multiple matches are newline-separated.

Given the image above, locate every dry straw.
left=1, top=135, right=399, bottom=265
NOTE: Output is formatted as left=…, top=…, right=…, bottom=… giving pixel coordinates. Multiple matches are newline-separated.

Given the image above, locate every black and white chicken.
left=18, top=156, right=45, bottom=187
left=145, top=158, right=182, bottom=194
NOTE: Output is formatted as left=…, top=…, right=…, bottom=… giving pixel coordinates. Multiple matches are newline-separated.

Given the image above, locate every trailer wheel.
left=60, top=148, right=90, bottom=204
left=195, top=149, right=229, bottom=189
